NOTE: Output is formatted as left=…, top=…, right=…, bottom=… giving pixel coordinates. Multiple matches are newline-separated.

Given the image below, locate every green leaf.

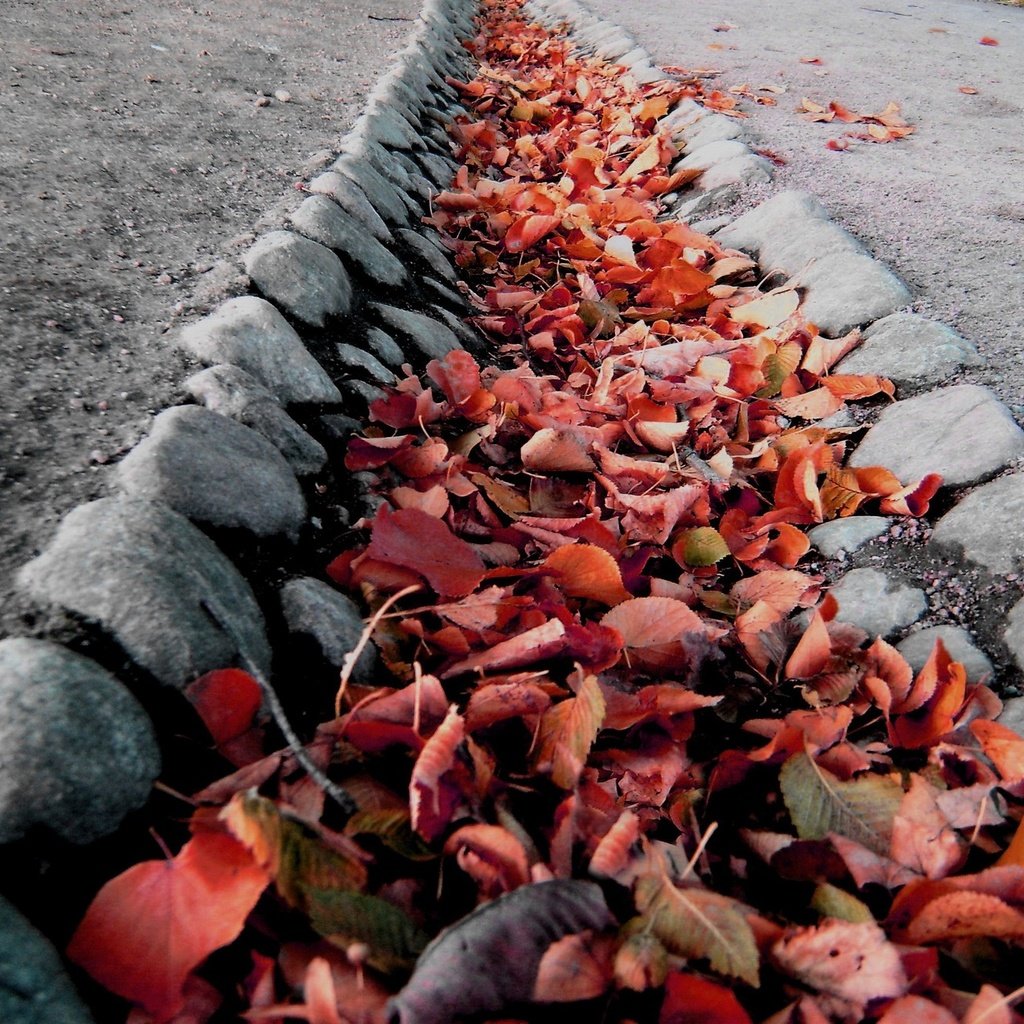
left=634, top=874, right=760, bottom=986
left=307, top=889, right=429, bottom=974
left=677, top=527, right=730, bottom=567
left=779, top=752, right=902, bottom=856
left=345, top=809, right=437, bottom=862
left=533, top=674, right=606, bottom=789
left=811, top=883, right=875, bottom=924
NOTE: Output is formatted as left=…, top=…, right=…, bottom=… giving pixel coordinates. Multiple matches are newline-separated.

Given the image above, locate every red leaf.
left=67, top=832, right=269, bottom=1021
left=505, top=214, right=562, bottom=253
left=659, top=972, right=752, bottom=1024
left=185, top=668, right=262, bottom=747
left=366, top=507, right=485, bottom=597
left=979, top=36, right=999, bottom=45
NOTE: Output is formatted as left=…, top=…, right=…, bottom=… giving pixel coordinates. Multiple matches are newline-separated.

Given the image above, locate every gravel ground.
left=0, top=0, right=420, bottom=635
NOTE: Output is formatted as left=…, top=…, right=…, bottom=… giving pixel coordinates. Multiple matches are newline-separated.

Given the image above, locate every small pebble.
left=255, top=96, right=271, bottom=108
left=274, top=89, right=292, bottom=103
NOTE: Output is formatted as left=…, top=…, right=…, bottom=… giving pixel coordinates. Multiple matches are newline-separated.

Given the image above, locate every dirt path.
left=0, top=0, right=419, bottom=633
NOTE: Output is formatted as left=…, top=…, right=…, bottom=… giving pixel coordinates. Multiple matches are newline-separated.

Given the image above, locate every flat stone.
left=416, top=150, right=457, bottom=188
left=849, top=385, right=1024, bottom=488
left=340, top=378, right=387, bottom=410
left=630, top=64, right=674, bottom=85
left=0, top=638, right=159, bottom=844
left=931, top=474, right=1024, bottom=574
left=289, top=196, right=407, bottom=288
left=714, top=190, right=830, bottom=254
left=836, top=313, right=981, bottom=390
left=430, top=304, right=485, bottom=353
left=682, top=114, right=744, bottom=153
left=896, top=626, right=993, bottom=681
left=758, top=219, right=865, bottom=276
left=364, top=326, right=407, bottom=370
left=1005, top=599, right=1024, bottom=672
left=319, top=413, right=363, bottom=445
left=369, top=302, right=462, bottom=360
left=244, top=230, right=352, bottom=327
left=397, top=227, right=458, bottom=283
left=279, top=578, right=378, bottom=681
left=807, top=516, right=889, bottom=557
left=335, top=343, right=398, bottom=386
left=117, top=406, right=306, bottom=540
left=999, top=695, right=1024, bottom=733
left=672, top=184, right=740, bottom=223
left=660, top=98, right=707, bottom=136
left=307, top=171, right=392, bottom=242
left=333, top=155, right=412, bottom=227
left=18, top=497, right=271, bottom=688
left=676, top=139, right=752, bottom=173
left=362, top=105, right=419, bottom=149
left=178, top=295, right=341, bottom=405
left=186, top=364, right=327, bottom=476
left=797, top=252, right=911, bottom=336
left=696, top=152, right=773, bottom=192
left=829, top=568, right=927, bottom=638
left=0, top=895, right=96, bottom=1024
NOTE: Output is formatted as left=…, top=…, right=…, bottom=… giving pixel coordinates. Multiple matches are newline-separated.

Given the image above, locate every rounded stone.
left=307, top=171, right=392, bottom=242
left=896, top=625, right=993, bottom=682
left=931, top=474, right=1024, bottom=575
left=368, top=302, right=462, bottom=360
left=117, top=406, right=306, bottom=540
left=244, top=229, right=353, bottom=327
left=807, top=516, right=889, bottom=557
left=829, top=568, right=927, bottom=639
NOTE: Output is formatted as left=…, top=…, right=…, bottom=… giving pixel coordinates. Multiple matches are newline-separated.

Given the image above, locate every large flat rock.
left=0, top=638, right=159, bottom=844
left=896, top=625, right=993, bottom=681
left=117, top=406, right=306, bottom=539
left=307, top=170, right=392, bottom=241
left=807, top=516, right=888, bottom=557
left=829, top=568, right=926, bottom=639
left=931, top=473, right=1024, bottom=574
left=849, top=385, right=1024, bottom=488
left=18, top=497, right=271, bottom=688
left=0, top=895, right=95, bottom=1024
left=244, top=230, right=353, bottom=327
left=714, top=190, right=830, bottom=253
left=177, top=295, right=341, bottom=405
left=368, top=302, right=462, bottom=360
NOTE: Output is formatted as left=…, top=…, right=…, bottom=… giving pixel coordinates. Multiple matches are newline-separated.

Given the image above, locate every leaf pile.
left=66, top=4, right=1024, bottom=1024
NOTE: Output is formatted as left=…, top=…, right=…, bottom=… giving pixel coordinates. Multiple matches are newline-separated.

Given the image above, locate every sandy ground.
left=0, top=0, right=420, bottom=634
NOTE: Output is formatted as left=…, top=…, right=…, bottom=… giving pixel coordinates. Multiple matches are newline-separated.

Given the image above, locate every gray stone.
left=0, top=638, right=159, bottom=843
left=307, top=171, right=392, bottom=242
left=320, top=413, right=363, bottom=444
left=0, top=895, right=95, bottom=1024
left=682, top=114, right=744, bottom=153
left=341, top=378, right=387, bottom=409
left=594, top=34, right=634, bottom=60
left=999, top=696, right=1024, bottom=733
left=289, top=196, right=407, bottom=288
left=362, top=105, right=419, bottom=149
left=280, top=578, right=378, bottom=681
left=796, top=252, right=911, bottom=336
left=335, top=343, right=398, bottom=386
left=690, top=215, right=733, bottom=236
left=837, top=313, right=982, bottom=390
left=1005, top=599, right=1024, bottom=673
left=676, top=139, right=752, bottom=173
left=829, top=568, right=927, bottom=638
left=896, top=626, right=993, bottom=681
left=18, top=497, right=271, bottom=687
left=117, top=406, right=306, bottom=539
left=333, top=155, right=412, bottom=227
left=423, top=277, right=467, bottom=311
left=931, top=474, right=1024, bottom=574
left=431, top=304, right=485, bottom=352
left=369, top=302, right=462, bottom=360
left=849, top=385, right=1024, bottom=488
left=630, top=64, right=675, bottom=85
left=364, top=326, right=407, bottom=370
left=714, top=190, right=830, bottom=254
left=398, top=227, right=458, bottom=283
left=244, top=230, right=352, bottom=327
left=672, top=184, right=740, bottom=223
left=615, top=46, right=650, bottom=69
left=186, top=364, right=327, bottom=476
left=808, top=516, right=889, bottom=557
left=696, top=152, right=773, bottom=192
left=661, top=98, right=707, bottom=136
left=178, top=295, right=341, bottom=405
left=416, top=149, right=457, bottom=188
left=758, top=219, right=866, bottom=276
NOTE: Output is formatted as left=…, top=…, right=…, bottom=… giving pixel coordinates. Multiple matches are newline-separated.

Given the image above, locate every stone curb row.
left=529, top=0, right=1024, bottom=689
left=0, top=0, right=483, bottom=1018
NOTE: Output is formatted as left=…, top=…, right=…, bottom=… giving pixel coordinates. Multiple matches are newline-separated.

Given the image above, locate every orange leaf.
left=445, top=823, right=530, bottom=896
left=409, top=705, right=466, bottom=841
left=67, top=832, right=269, bottom=1022
left=729, top=289, right=800, bottom=329
left=601, top=596, right=705, bottom=648
left=890, top=639, right=967, bottom=748
left=784, top=609, right=831, bottom=680
left=980, top=36, right=999, bottom=45
left=972, top=719, right=1024, bottom=782
left=505, top=214, right=562, bottom=253
left=905, top=890, right=1024, bottom=943
left=659, top=972, right=753, bottom=1024
left=542, top=544, right=631, bottom=605
left=878, top=995, right=959, bottom=1024
left=533, top=932, right=611, bottom=1002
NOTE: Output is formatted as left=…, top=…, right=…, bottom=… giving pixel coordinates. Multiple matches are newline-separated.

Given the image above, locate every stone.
left=807, top=516, right=889, bottom=557
left=369, top=302, right=462, bottom=360
left=682, top=114, right=744, bottom=153
left=714, top=190, right=830, bottom=254
left=0, top=638, right=159, bottom=844
left=660, top=98, right=707, bottom=135
left=430, top=304, right=485, bottom=353
left=319, top=413, right=363, bottom=444
left=307, top=171, right=392, bottom=242
left=1005, top=599, right=1024, bottom=672
left=594, top=33, right=634, bottom=60
left=931, top=474, right=1024, bottom=574
left=186, top=364, right=327, bottom=476
left=244, top=230, right=352, bottom=327
left=696, top=152, right=773, bottom=192
left=289, top=196, right=407, bottom=288
left=796, top=252, right=911, bottom=336
left=335, top=343, right=398, bottom=386
left=757, top=219, right=865, bottom=276
left=362, top=105, right=419, bottom=149
left=0, top=895, right=96, bottom=1024
left=672, top=184, right=740, bottom=222
left=630, top=64, right=674, bottom=85
left=836, top=313, right=981, bottom=390
left=849, top=385, right=1024, bottom=488
left=896, top=626, right=993, bottom=681
left=676, top=139, right=752, bottom=173
left=333, top=155, right=412, bottom=227
left=829, top=568, right=927, bottom=638
left=397, top=227, right=458, bottom=282
left=999, top=695, right=1024, bottom=733
left=364, top=326, right=407, bottom=370
left=279, top=578, right=378, bottom=681
left=117, top=406, right=306, bottom=540
left=178, top=295, right=341, bottom=405
left=416, top=149, right=457, bottom=188
left=423, top=277, right=467, bottom=311
left=18, top=497, right=271, bottom=687
left=340, top=378, right=387, bottom=409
